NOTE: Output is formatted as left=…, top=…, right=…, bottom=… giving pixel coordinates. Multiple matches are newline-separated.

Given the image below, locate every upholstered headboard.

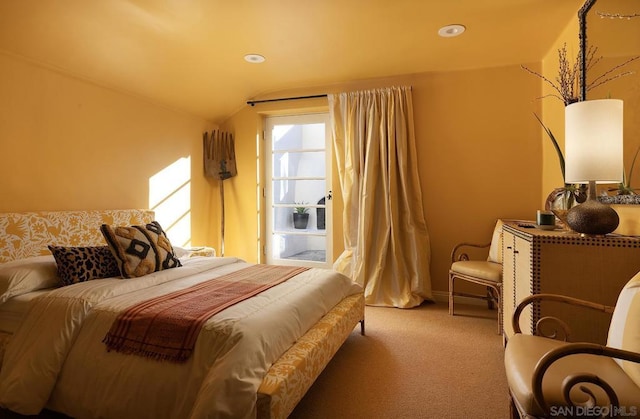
left=0, top=209, right=155, bottom=264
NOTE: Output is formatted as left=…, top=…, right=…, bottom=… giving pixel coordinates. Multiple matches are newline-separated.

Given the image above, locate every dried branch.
left=520, top=65, right=566, bottom=100
left=522, top=43, right=639, bottom=106
left=556, top=47, right=578, bottom=104
left=521, top=43, right=581, bottom=105
left=588, top=55, right=640, bottom=90
left=597, top=11, right=640, bottom=19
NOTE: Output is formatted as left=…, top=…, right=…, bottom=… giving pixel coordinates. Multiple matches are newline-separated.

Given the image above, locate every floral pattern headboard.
left=0, top=209, right=154, bottom=264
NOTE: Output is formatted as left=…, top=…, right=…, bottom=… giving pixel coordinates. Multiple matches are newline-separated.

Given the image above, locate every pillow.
left=100, top=221, right=182, bottom=278
left=172, top=246, right=190, bottom=259
left=48, top=245, right=121, bottom=286
left=0, top=255, right=60, bottom=303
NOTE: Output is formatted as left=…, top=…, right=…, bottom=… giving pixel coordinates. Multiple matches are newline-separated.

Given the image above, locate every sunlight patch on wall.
left=149, top=156, right=191, bottom=247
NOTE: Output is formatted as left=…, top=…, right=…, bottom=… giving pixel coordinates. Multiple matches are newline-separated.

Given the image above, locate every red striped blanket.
left=103, top=264, right=309, bottom=362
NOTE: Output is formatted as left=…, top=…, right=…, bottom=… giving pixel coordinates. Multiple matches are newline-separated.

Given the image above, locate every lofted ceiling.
left=0, top=0, right=585, bottom=123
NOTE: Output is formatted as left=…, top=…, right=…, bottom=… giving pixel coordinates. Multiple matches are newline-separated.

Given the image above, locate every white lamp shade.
left=565, top=99, right=623, bottom=184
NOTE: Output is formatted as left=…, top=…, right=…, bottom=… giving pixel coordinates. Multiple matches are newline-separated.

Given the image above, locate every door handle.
left=326, top=190, right=333, bottom=200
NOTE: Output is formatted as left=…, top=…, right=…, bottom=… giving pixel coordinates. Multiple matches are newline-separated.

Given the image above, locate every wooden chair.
left=504, top=275, right=640, bottom=418
left=448, top=219, right=507, bottom=334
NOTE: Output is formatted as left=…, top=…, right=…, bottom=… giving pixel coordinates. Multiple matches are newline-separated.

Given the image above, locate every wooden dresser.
left=501, top=221, right=640, bottom=344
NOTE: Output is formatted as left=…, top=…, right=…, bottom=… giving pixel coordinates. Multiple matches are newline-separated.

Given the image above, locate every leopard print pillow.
left=48, top=245, right=121, bottom=286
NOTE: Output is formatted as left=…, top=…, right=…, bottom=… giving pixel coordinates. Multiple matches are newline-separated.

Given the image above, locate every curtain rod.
left=246, top=94, right=328, bottom=106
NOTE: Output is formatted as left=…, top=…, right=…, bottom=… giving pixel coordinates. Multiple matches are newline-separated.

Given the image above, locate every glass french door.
left=265, top=113, right=332, bottom=268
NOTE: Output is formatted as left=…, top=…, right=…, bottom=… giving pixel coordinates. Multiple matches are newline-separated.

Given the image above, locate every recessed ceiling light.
left=438, top=24, right=466, bottom=38
left=244, top=54, right=265, bottom=63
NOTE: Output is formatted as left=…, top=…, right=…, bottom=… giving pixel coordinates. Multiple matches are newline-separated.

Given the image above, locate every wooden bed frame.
left=0, top=209, right=365, bottom=419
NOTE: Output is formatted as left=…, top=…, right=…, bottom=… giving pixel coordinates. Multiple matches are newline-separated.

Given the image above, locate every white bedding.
left=0, top=257, right=361, bottom=419
left=0, top=289, right=50, bottom=334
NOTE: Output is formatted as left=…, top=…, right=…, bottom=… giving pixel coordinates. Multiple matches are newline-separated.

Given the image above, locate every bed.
left=0, top=209, right=365, bottom=418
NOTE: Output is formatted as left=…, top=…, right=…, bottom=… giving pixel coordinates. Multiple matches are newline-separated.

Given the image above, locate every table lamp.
left=565, top=99, right=623, bottom=235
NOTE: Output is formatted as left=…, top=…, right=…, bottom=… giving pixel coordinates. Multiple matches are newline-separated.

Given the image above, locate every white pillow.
left=0, top=255, right=60, bottom=303
left=172, top=246, right=190, bottom=259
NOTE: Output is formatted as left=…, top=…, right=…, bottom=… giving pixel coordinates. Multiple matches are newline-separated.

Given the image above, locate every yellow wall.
left=0, top=52, right=216, bottom=247
left=1, top=16, right=589, bottom=296
left=221, top=66, right=543, bottom=295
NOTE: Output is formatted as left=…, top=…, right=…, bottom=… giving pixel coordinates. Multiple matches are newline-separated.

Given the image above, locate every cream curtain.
left=328, top=86, right=432, bottom=308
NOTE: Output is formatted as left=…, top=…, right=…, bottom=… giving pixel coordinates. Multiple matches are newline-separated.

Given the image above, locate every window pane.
left=272, top=123, right=326, bottom=151
left=273, top=205, right=327, bottom=232
left=272, top=151, right=325, bottom=178
left=271, top=233, right=326, bottom=263
left=272, top=179, right=326, bottom=206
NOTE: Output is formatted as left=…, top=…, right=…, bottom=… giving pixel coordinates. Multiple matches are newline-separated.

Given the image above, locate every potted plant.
left=600, top=145, right=640, bottom=205
left=535, top=113, right=587, bottom=211
left=293, top=202, right=309, bottom=229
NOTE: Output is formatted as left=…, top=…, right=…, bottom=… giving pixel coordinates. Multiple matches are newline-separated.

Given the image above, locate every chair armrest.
left=532, top=342, right=640, bottom=416
left=450, top=242, right=491, bottom=263
left=512, top=294, right=615, bottom=339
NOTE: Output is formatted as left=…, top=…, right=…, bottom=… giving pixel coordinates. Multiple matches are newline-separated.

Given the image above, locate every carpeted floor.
left=289, top=301, right=511, bottom=419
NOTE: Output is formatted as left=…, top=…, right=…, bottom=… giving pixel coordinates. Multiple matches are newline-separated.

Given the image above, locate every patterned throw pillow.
left=48, top=245, right=121, bottom=286
left=100, top=221, right=182, bottom=278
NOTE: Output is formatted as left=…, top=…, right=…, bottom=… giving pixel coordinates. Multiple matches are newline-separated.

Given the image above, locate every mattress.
left=0, top=290, right=50, bottom=334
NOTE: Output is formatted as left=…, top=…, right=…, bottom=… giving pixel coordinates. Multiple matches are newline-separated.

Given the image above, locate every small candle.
left=536, top=210, right=555, bottom=226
